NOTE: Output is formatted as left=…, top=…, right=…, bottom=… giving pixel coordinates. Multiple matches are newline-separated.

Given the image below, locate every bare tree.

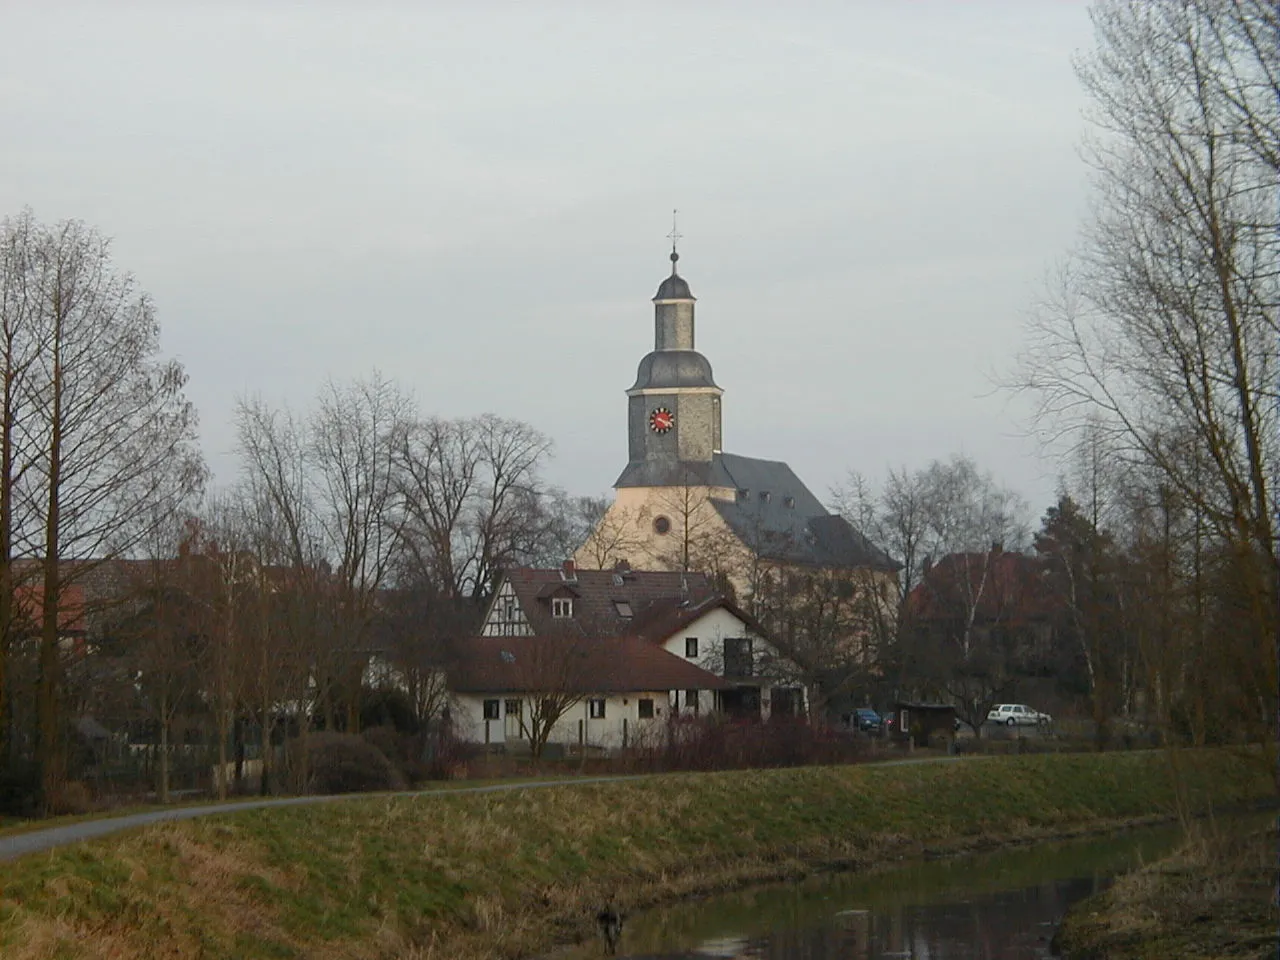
left=397, top=414, right=553, bottom=604
left=1014, top=0, right=1279, bottom=750
left=570, top=495, right=646, bottom=570
left=308, top=373, right=413, bottom=730
left=506, top=632, right=594, bottom=758
left=0, top=215, right=204, bottom=807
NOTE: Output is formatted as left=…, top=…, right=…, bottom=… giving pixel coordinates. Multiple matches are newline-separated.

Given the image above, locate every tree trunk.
left=215, top=704, right=229, bottom=802
left=159, top=693, right=171, bottom=805
left=36, top=329, right=63, bottom=812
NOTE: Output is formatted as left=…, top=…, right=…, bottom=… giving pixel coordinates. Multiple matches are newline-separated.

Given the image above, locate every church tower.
left=615, top=249, right=724, bottom=488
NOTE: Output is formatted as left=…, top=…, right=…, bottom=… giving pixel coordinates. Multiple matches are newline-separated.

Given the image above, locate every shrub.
left=306, top=732, right=406, bottom=795
left=0, top=759, right=41, bottom=817
left=360, top=688, right=419, bottom=734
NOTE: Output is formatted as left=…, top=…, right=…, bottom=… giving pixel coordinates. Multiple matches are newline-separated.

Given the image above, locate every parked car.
left=986, top=703, right=1052, bottom=727
left=852, top=708, right=883, bottom=733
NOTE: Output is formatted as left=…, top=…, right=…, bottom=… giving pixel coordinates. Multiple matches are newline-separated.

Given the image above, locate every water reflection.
left=543, top=823, right=1194, bottom=960
left=601, top=879, right=1095, bottom=958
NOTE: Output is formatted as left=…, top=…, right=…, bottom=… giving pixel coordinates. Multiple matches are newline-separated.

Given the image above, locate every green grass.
left=0, top=749, right=1272, bottom=960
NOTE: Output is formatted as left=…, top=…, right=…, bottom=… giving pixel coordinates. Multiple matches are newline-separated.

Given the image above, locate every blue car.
left=852, top=708, right=883, bottom=733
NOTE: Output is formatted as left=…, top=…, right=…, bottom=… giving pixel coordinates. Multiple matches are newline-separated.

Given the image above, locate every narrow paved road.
left=0, top=756, right=985, bottom=863
left=0, top=776, right=639, bottom=862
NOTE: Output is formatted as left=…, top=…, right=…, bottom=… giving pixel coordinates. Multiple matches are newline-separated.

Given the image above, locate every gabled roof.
left=627, top=592, right=763, bottom=645
left=496, top=566, right=715, bottom=637
left=447, top=634, right=732, bottom=694
left=907, top=550, right=1058, bottom=623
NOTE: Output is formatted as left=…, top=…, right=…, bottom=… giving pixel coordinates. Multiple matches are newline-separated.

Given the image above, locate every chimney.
left=922, top=554, right=933, bottom=575
left=613, top=558, right=632, bottom=574
left=561, top=559, right=577, bottom=582
left=991, top=541, right=1003, bottom=555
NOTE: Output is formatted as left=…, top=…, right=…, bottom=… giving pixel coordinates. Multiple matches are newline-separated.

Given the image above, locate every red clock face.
left=649, top=407, right=674, bottom=434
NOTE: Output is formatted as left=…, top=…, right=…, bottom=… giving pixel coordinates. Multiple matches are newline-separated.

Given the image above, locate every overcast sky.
left=0, top=2, right=1096, bottom=519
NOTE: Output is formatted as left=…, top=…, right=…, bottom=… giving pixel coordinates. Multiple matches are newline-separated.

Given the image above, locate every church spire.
left=668, top=207, right=682, bottom=274
left=653, top=211, right=695, bottom=322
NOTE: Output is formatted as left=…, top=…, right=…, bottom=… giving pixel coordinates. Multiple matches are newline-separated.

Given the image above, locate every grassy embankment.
left=0, top=749, right=1272, bottom=960
left=1055, top=817, right=1278, bottom=960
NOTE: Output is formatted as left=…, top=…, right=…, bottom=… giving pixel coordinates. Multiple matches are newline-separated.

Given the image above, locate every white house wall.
left=657, top=607, right=806, bottom=719
left=451, top=691, right=675, bottom=752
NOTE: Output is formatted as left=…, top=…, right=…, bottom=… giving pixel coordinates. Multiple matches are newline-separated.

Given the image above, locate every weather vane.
left=667, top=208, right=682, bottom=269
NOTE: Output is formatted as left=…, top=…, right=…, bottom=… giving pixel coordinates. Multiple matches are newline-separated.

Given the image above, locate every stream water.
left=542, top=821, right=1199, bottom=959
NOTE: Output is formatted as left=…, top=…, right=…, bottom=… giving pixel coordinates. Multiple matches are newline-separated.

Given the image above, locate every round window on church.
left=653, top=515, right=671, bottom=535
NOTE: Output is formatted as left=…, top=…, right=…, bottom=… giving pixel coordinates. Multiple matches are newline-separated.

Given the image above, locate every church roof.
left=612, top=451, right=897, bottom=571
left=653, top=272, right=694, bottom=301
left=613, top=457, right=737, bottom=489
left=630, top=349, right=719, bottom=391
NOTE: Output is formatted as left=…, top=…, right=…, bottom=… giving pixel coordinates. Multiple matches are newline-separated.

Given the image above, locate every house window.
left=588, top=698, right=606, bottom=719
left=552, top=597, right=573, bottom=618
left=638, top=698, right=655, bottom=719
left=482, top=699, right=500, bottom=720
left=724, top=637, right=753, bottom=678
left=685, top=637, right=698, bottom=658
left=614, top=601, right=633, bottom=618
left=503, top=597, right=515, bottom=620
left=685, top=689, right=699, bottom=714
left=653, top=515, right=671, bottom=535
left=504, top=699, right=522, bottom=718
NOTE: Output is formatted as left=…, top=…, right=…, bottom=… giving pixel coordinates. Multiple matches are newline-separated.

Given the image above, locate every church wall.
left=574, top=485, right=739, bottom=572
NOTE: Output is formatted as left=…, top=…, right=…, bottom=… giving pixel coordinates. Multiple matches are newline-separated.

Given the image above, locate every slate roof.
left=498, top=565, right=716, bottom=638
left=654, top=272, right=694, bottom=301
left=447, top=634, right=732, bottom=694
left=630, top=350, right=719, bottom=391
left=613, top=457, right=737, bottom=489
left=613, top=451, right=897, bottom=571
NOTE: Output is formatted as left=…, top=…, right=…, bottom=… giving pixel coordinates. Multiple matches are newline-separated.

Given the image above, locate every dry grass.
left=0, top=749, right=1272, bottom=960
left=1058, top=817, right=1279, bottom=960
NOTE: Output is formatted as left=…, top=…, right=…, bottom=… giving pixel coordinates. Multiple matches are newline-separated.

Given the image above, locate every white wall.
left=451, top=691, right=675, bottom=752
left=657, top=607, right=807, bottom=719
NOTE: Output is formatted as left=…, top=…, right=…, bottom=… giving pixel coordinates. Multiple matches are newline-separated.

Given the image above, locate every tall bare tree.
left=308, top=373, right=413, bottom=730
left=1015, top=0, right=1279, bottom=749
left=0, top=214, right=204, bottom=807
left=397, top=414, right=553, bottom=605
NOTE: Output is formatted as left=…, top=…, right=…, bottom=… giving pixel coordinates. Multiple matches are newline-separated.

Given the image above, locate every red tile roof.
left=447, top=634, right=732, bottom=694
left=906, top=550, right=1058, bottom=623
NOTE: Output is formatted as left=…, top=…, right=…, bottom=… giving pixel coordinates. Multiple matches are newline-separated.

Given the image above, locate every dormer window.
left=552, top=598, right=574, bottom=618
left=784, top=496, right=795, bottom=509
left=759, top=491, right=771, bottom=503
left=736, top=489, right=749, bottom=502
left=614, top=601, right=633, bottom=618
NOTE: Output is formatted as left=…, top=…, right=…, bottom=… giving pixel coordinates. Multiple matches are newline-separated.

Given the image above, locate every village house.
left=447, top=561, right=806, bottom=753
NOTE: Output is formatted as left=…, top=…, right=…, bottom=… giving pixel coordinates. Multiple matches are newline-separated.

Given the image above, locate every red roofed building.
left=905, top=546, right=1059, bottom=662
left=449, top=560, right=806, bottom=752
